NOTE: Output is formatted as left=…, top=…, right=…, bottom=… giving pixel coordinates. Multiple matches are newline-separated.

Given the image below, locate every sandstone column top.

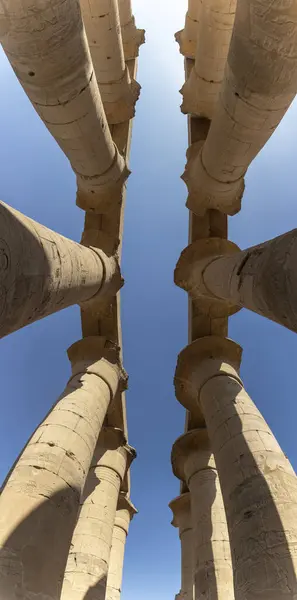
left=174, top=336, right=242, bottom=414
left=114, top=494, right=138, bottom=533
left=171, top=429, right=215, bottom=483
left=169, top=493, right=192, bottom=533
left=175, top=0, right=201, bottom=59
left=91, top=426, right=136, bottom=473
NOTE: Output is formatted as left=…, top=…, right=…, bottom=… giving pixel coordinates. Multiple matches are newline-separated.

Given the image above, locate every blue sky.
left=1, top=1, right=297, bottom=599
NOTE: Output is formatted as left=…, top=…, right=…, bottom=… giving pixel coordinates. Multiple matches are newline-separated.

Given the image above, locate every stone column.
left=182, top=0, right=297, bottom=216
left=169, top=493, right=194, bottom=600
left=175, top=229, right=297, bottom=333
left=105, top=495, right=137, bottom=600
left=118, top=0, right=145, bottom=60
left=181, top=0, right=236, bottom=119
left=175, top=0, right=201, bottom=59
left=175, top=335, right=297, bottom=599
left=0, top=0, right=129, bottom=213
left=0, top=337, right=126, bottom=600
left=61, top=428, right=135, bottom=600
left=172, top=429, right=234, bottom=600
left=80, top=0, right=140, bottom=125
left=0, top=201, right=122, bottom=338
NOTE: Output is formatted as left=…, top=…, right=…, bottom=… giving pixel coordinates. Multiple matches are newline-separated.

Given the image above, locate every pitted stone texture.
left=105, top=496, right=137, bottom=600
left=80, top=0, right=140, bottom=124
left=175, top=0, right=201, bottom=59
left=169, top=493, right=194, bottom=600
left=0, top=0, right=129, bottom=212
left=118, top=0, right=145, bottom=60
left=172, top=430, right=234, bottom=600
left=0, top=201, right=122, bottom=338
left=183, top=0, right=297, bottom=216
left=61, top=428, right=135, bottom=600
left=181, top=0, right=236, bottom=119
left=0, top=338, right=124, bottom=600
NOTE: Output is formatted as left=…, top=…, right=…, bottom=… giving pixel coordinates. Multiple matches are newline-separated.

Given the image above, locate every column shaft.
left=118, top=0, right=145, bottom=60
left=181, top=0, right=236, bottom=119
left=106, top=498, right=136, bottom=600
left=0, top=337, right=125, bottom=600
left=175, top=0, right=201, bottom=59
left=80, top=0, right=140, bottom=124
left=0, top=201, right=121, bottom=338
left=61, top=429, right=134, bottom=600
left=183, top=0, right=297, bottom=215
left=169, top=494, right=194, bottom=600
left=0, top=0, right=128, bottom=212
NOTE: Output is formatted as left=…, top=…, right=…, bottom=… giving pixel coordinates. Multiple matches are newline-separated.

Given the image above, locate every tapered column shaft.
left=118, top=0, right=145, bottom=60
left=183, top=0, right=297, bottom=216
left=181, top=0, right=236, bottom=119
left=175, top=336, right=297, bottom=599
left=106, top=496, right=137, bottom=600
left=80, top=0, right=140, bottom=124
left=175, top=0, right=201, bottom=59
left=0, top=338, right=125, bottom=600
left=175, top=230, right=297, bottom=332
left=0, top=0, right=128, bottom=212
left=169, top=493, right=194, bottom=600
left=61, top=429, right=135, bottom=600
left=172, top=430, right=234, bottom=600
left=0, top=201, right=121, bottom=338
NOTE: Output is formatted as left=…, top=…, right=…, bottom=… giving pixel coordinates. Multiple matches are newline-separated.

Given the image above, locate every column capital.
left=114, top=495, right=138, bottom=534
left=80, top=246, right=123, bottom=311
left=174, top=336, right=242, bottom=413
left=169, top=493, right=192, bottom=534
left=67, top=336, right=128, bottom=395
left=93, top=427, right=136, bottom=476
left=171, top=429, right=215, bottom=484
left=175, top=237, right=240, bottom=317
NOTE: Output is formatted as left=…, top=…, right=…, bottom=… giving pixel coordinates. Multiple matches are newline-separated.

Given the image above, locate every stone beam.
left=182, top=0, right=297, bottom=216
left=172, top=429, right=234, bottom=600
left=0, top=201, right=122, bottom=338
left=175, top=0, right=201, bottom=59
left=169, top=493, right=194, bottom=600
left=118, top=0, right=145, bottom=60
left=0, top=337, right=126, bottom=600
left=80, top=0, right=140, bottom=124
left=175, top=230, right=297, bottom=333
left=0, top=0, right=129, bottom=213
left=181, top=0, right=236, bottom=119
left=175, top=335, right=297, bottom=599
left=106, top=495, right=137, bottom=600
left=61, top=427, right=135, bottom=600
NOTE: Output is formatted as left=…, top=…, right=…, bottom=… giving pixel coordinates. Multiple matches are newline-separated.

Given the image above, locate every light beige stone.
left=175, top=0, right=201, bottom=59
left=181, top=0, right=236, bottom=119
left=175, top=229, right=297, bottom=332
left=175, top=335, right=297, bottom=599
left=172, top=429, right=234, bottom=600
left=0, top=0, right=129, bottom=213
left=0, top=337, right=126, bottom=600
left=80, top=0, right=140, bottom=124
left=106, top=495, right=137, bottom=600
left=0, top=201, right=122, bottom=338
left=61, top=427, right=135, bottom=600
left=169, top=493, right=194, bottom=600
left=118, top=0, right=145, bottom=60
left=182, top=0, right=297, bottom=216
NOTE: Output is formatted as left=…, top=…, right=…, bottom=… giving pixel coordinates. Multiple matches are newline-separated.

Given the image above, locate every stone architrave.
left=0, top=337, right=126, bottom=600
left=172, top=429, right=234, bottom=600
left=181, top=0, right=236, bottom=119
left=175, top=0, right=201, bottom=59
left=0, top=0, right=129, bottom=213
left=80, top=0, right=140, bottom=125
left=182, top=0, right=297, bottom=216
left=0, top=201, right=122, bottom=338
left=61, top=428, right=135, bottom=600
left=118, top=0, right=145, bottom=60
left=175, top=335, right=297, bottom=599
left=169, top=493, right=194, bottom=600
left=175, top=230, right=297, bottom=333
left=105, top=495, right=137, bottom=600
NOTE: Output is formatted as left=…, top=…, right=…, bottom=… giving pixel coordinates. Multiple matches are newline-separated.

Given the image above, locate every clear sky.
left=1, top=2, right=297, bottom=599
